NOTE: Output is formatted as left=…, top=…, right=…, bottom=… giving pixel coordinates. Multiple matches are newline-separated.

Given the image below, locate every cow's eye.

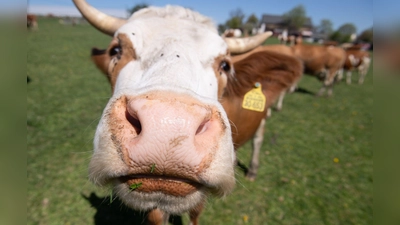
left=220, top=61, right=231, bottom=73
left=109, top=46, right=122, bottom=57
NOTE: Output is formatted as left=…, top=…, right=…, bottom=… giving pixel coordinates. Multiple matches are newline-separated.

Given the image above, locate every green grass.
left=28, top=17, right=372, bottom=225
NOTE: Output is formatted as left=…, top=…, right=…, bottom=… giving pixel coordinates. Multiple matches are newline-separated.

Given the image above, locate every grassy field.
left=27, top=17, right=373, bottom=225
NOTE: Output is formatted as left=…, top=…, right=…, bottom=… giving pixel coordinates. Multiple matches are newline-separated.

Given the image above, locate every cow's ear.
left=91, top=47, right=110, bottom=78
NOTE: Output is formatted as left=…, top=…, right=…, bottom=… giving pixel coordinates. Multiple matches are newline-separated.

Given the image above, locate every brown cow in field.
left=291, top=37, right=346, bottom=96
left=73, top=0, right=272, bottom=224
left=27, top=14, right=38, bottom=30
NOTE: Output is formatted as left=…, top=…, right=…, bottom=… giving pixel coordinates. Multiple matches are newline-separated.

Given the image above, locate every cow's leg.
left=336, top=68, right=344, bottom=81
left=289, top=83, right=297, bottom=93
left=318, top=77, right=333, bottom=97
left=188, top=200, right=205, bottom=225
left=266, top=107, right=272, bottom=118
left=317, top=69, right=328, bottom=96
left=325, top=68, right=338, bottom=97
left=346, top=70, right=352, bottom=84
left=358, top=57, right=371, bottom=84
left=276, top=90, right=286, bottom=111
left=358, top=69, right=366, bottom=84
left=247, top=118, right=266, bottom=181
left=327, top=83, right=334, bottom=96
left=147, top=209, right=169, bottom=225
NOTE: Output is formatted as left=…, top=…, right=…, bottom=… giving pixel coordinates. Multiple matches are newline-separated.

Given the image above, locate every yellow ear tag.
left=242, top=82, right=265, bottom=112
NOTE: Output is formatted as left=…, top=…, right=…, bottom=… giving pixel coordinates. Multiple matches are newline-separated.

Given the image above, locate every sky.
left=25, top=0, right=377, bottom=33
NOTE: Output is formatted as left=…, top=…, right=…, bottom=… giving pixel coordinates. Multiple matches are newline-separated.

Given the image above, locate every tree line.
left=127, top=4, right=372, bottom=44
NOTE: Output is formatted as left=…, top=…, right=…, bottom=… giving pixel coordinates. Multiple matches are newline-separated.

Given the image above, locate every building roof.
left=260, top=14, right=313, bottom=28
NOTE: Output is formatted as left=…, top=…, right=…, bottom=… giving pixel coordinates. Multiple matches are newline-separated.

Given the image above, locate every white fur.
left=114, top=6, right=227, bottom=100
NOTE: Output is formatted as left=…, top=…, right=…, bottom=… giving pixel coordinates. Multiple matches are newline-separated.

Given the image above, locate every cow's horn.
left=73, top=0, right=126, bottom=36
left=225, top=31, right=273, bottom=54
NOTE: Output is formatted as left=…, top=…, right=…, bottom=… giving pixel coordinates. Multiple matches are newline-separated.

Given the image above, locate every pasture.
left=27, top=17, right=372, bottom=225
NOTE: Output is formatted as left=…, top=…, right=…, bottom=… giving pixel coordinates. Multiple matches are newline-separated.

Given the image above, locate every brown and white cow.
left=342, top=48, right=371, bottom=84
left=73, top=0, right=271, bottom=224
left=27, top=14, right=38, bottom=30
left=291, top=37, right=346, bottom=96
left=222, top=28, right=242, bottom=37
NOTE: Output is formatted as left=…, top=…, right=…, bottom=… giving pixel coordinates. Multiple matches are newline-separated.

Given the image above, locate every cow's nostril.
left=195, top=119, right=211, bottom=135
left=125, top=110, right=142, bottom=135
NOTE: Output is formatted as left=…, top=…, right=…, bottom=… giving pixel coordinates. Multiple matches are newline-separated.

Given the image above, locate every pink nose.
left=109, top=92, right=225, bottom=177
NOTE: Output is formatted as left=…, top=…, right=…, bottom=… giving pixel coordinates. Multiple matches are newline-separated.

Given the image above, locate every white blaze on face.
left=113, top=6, right=228, bottom=100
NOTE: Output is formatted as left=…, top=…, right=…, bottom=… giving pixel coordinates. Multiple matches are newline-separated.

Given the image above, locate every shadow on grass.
left=82, top=192, right=183, bottom=225
left=236, top=160, right=249, bottom=175
left=294, top=87, right=315, bottom=95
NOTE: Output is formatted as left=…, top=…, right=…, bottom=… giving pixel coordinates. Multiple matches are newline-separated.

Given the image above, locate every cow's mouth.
left=119, top=175, right=203, bottom=197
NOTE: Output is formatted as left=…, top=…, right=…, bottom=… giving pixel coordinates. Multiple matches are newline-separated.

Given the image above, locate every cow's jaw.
left=88, top=6, right=235, bottom=214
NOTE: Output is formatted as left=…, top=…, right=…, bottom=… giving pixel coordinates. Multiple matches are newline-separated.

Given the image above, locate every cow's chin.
left=113, top=177, right=207, bottom=214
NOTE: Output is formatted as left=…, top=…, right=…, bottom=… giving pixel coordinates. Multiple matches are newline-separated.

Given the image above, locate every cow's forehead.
left=117, top=6, right=227, bottom=62
left=111, top=6, right=229, bottom=100
left=126, top=5, right=216, bottom=31
left=117, top=20, right=227, bottom=67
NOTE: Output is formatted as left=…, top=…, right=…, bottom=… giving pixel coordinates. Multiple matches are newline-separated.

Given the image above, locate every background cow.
left=342, top=48, right=371, bottom=84
left=291, top=36, right=346, bottom=96
left=27, top=14, right=38, bottom=30
left=222, top=28, right=242, bottom=37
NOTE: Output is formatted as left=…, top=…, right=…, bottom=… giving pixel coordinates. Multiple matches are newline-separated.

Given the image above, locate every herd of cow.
left=67, top=0, right=372, bottom=224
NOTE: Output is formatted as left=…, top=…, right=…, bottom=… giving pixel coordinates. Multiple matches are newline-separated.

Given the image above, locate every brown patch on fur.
left=225, top=51, right=302, bottom=98
left=147, top=209, right=164, bottom=225
left=189, top=200, right=205, bottom=225
left=212, top=54, right=233, bottom=99
left=108, top=34, right=137, bottom=89
left=344, top=49, right=370, bottom=70
left=91, top=33, right=137, bottom=92
left=107, top=96, right=136, bottom=165
left=221, top=51, right=302, bottom=148
left=91, top=47, right=110, bottom=76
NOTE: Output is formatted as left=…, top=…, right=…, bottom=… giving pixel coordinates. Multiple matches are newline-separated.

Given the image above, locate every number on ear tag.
left=242, top=83, right=266, bottom=112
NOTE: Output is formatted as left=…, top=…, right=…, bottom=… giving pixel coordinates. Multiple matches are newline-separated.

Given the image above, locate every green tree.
left=337, top=23, right=357, bottom=35
left=282, top=5, right=307, bottom=31
left=317, top=19, right=333, bottom=35
left=357, top=27, right=373, bottom=43
left=243, top=14, right=259, bottom=35
left=329, top=31, right=351, bottom=43
left=246, top=14, right=259, bottom=25
left=225, top=8, right=245, bottom=29
left=127, top=3, right=149, bottom=15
